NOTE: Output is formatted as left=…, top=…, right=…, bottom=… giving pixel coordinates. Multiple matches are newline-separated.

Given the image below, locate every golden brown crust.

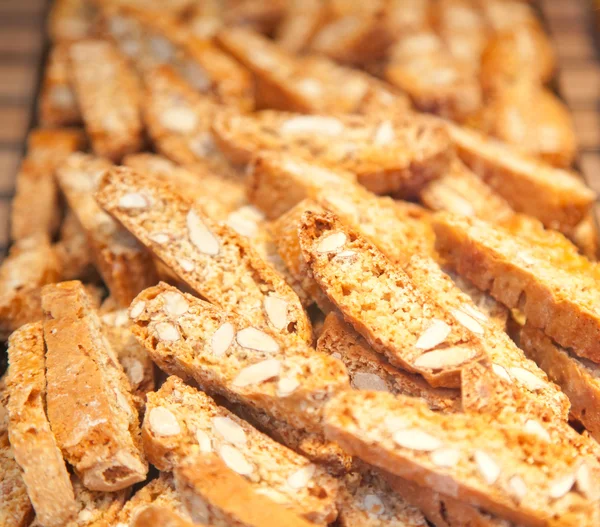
left=42, top=281, right=148, bottom=491
left=0, top=435, right=34, bottom=527
left=132, top=505, right=200, bottom=527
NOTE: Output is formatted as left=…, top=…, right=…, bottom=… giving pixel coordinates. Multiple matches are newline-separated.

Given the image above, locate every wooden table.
left=0, top=0, right=599, bottom=259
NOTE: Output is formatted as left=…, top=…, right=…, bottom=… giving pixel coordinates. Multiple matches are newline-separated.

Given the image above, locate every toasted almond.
left=187, top=208, right=219, bottom=256
left=413, top=347, right=475, bottom=369
left=160, top=291, right=189, bottom=317
left=219, top=444, right=253, bottom=476
left=508, top=475, right=527, bottom=503
left=276, top=377, right=300, bottom=397
left=575, top=463, right=596, bottom=499
left=236, top=327, right=280, bottom=353
left=160, top=106, right=198, bottom=133
left=508, top=367, right=548, bottom=392
left=114, top=388, right=132, bottom=417
left=178, top=258, right=194, bottom=272
left=118, top=192, right=148, bottom=209
left=352, top=372, right=389, bottom=392
left=549, top=473, right=575, bottom=499
left=286, top=464, right=316, bottom=490
left=263, top=296, right=288, bottom=331
left=523, top=420, right=550, bottom=443
left=155, top=322, right=180, bottom=342
left=462, top=303, right=487, bottom=322
left=474, top=451, right=500, bottom=485
left=211, top=322, right=235, bottom=357
left=452, top=308, right=484, bottom=335
left=196, top=429, right=213, bottom=453
left=317, top=231, right=347, bottom=253
left=122, top=357, right=144, bottom=386
left=148, top=407, right=180, bottom=437
left=415, top=319, right=451, bottom=350
left=280, top=115, right=344, bottom=136
left=491, top=363, right=511, bottom=383
left=129, top=300, right=145, bottom=319
left=373, top=120, right=395, bottom=145
left=430, top=448, right=461, bottom=468
left=148, top=232, right=169, bottom=244
left=232, top=359, right=281, bottom=388
left=393, top=429, right=443, bottom=451
left=363, top=494, right=385, bottom=515
left=212, top=416, right=247, bottom=447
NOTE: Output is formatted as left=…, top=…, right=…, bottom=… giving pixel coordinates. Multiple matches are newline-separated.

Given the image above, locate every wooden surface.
left=0, top=0, right=599, bottom=258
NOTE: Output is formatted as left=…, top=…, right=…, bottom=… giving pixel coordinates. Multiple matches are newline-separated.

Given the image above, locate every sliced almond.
left=415, top=319, right=451, bottom=350
left=263, top=296, right=288, bottom=331
left=118, top=192, right=148, bottom=209
left=335, top=250, right=358, bottom=261
left=129, top=300, right=145, bottom=319
left=148, top=232, right=169, bottom=244
left=122, top=357, right=144, bottom=386
left=177, top=258, right=194, bottom=272
left=187, top=208, right=219, bottom=256
left=523, top=419, right=550, bottom=442
left=211, top=322, right=235, bottom=357
left=508, top=367, right=548, bottom=392
left=508, top=475, right=527, bottom=503
left=491, top=363, right=511, bottom=383
left=413, top=347, right=475, bottom=369
left=236, top=327, right=279, bottom=353
left=160, top=106, right=198, bottom=133
left=575, top=463, right=597, bottom=500
left=276, top=377, right=300, bottom=397
left=452, top=308, right=484, bottom=335
left=232, top=359, right=281, bottom=388
left=212, top=416, right=247, bottom=447
left=549, top=473, right=575, bottom=500
left=148, top=407, right=180, bottom=437
left=430, top=448, right=461, bottom=468
left=280, top=115, right=344, bottom=136
left=461, top=303, right=487, bottom=322
left=196, top=429, right=212, bottom=453
left=219, top=444, right=254, bottom=476
left=317, top=231, right=347, bottom=253
left=363, top=494, right=385, bottom=515
left=373, top=120, right=395, bottom=145
left=393, top=429, right=443, bottom=451
left=352, top=372, right=389, bottom=392
left=474, top=451, right=500, bottom=485
left=161, top=291, right=189, bottom=316
left=286, top=464, right=316, bottom=490
left=155, top=322, right=180, bottom=342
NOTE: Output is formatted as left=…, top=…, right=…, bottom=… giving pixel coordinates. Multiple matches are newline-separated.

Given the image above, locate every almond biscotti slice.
left=298, top=211, right=487, bottom=388
left=129, top=282, right=348, bottom=433
left=0, top=235, right=61, bottom=340
left=317, top=313, right=461, bottom=413
left=100, top=309, right=155, bottom=408
left=445, top=122, right=595, bottom=233
left=42, top=281, right=148, bottom=491
left=132, top=505, right=199, bottom=527
left=404, top=254, right=570, bottom=421
left=520, top=323, right=600, bottom=442
left=324, top=390, right=600, bottom=527
left=275, top=0, right=328, bottom=53
left=69, top=40, right=143, bottom=162
left=433, top=213, right=600, bottom=362
left=57, top=153, right=157, bottom=306
left=0, top=434, right=33, bottom=527
left=175, top=454, right=322, bottom=527
left=39, top=44, right=82, bottom=127
left=11, top=128, right=86, bottom=242
left=337, top=468, right=427, bottom=527
left=420, top=158, right=515, bottom=223
left=213, top=111, right=452, bottom=197
left=96, top=166, right=311, bottom=344
left=6, top=322, right=78, bottom=527
left=142, top=376, right=338, bottom=524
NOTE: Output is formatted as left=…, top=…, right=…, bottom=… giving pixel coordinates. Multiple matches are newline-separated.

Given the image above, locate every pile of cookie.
left=2, top=1, right=600, bottom=526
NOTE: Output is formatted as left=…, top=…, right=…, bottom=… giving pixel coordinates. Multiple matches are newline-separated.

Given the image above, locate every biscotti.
left=6, top=323, right=78, bottom=527
left=38, top=44, right=81, bottom=127
left=11, top=128, right=85, bottom=242
left=520, top=324, right=600, bottom=442
left=48, top=0, right=94, bottom=42
left=42, top=281, right=148, bottom=491
left=433, top=213, right=600, bottom=362
left=132, top=505, right=199, bottom=527
left=317, top=313, right=461, bottom=413
left=404, top=254, right=570, bottom=421
left=96, top=166, right=311, bottom=345
left=69, top=40, right=143, bottom=161
left=275, top=0, right=328, bottom=53
left=129, top=282, right=348, bottom=433
left=142, top=376, right=338, bottom=524
left=0, top=434, right=33, bottom=527
left=420, top=158, right=515, bottom=223
left=175, top=453, right=321, bottom=527
left=445, top=122, right=595, bottom=233
left=57, top=153, right=157, bottom=306
left=324, top=390, right=600, bottom=527
left=0, top=235, right=61, bottom=340
left=337, top=467, right=427, bottom=527
left=212, top=110, right=452, bottom=196
left=298, top=210, right=488, bottom=388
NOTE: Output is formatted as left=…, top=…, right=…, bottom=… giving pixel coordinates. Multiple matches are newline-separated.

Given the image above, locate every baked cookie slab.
left=6, top=323, right=78, bottom=527
left=42, top=281, right=148, bottom=491
left=0, top=434, right=33, bottom=527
